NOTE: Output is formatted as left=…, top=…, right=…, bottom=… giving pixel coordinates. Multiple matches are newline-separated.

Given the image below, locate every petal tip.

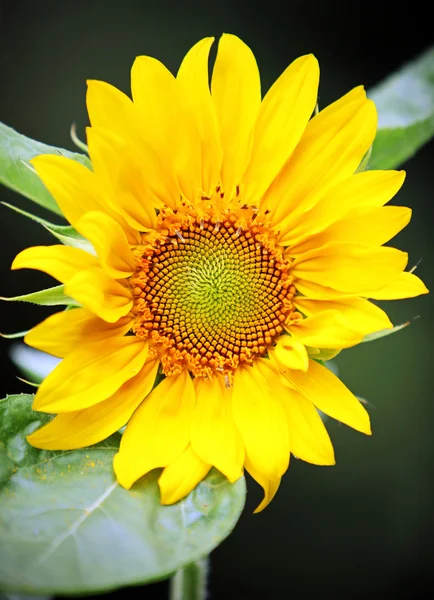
left=31, top=394, right=43, bottom=411
left=358, top=415, right=372, bottom=436
left=26, top=432, right=43, bottom=449
left=304, top=53, right=319, bottom=66
left=10, top=255, right=22, bottom=271
left=159, top=495, right=176, bottom=506
left=26, top=429, right=53, bottom=450
left=158, top=480, right=182, bottom=506
left=226, top=469, right=244, bottom=484
left=31, top=398, right=50, bottom=412
left=324, top=450, right=337, bottom=466
left=29, top=154, right=49, bottom=168
left=113, top=453, right=135, bottom=490
left=350, top=84, right=366, bottom=99
left=416, top=278, right=430, bottom=295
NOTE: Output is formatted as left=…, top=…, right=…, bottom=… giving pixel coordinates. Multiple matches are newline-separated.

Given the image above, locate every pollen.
left=130, top=208, right=296, bottom=379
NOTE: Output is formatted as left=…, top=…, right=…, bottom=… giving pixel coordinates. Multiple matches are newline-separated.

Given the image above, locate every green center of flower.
left=131, top=212, right=295, bottom=378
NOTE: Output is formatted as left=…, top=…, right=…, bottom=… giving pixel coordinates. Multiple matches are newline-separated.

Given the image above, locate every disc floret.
left=130, top=204, right=296, bottom=380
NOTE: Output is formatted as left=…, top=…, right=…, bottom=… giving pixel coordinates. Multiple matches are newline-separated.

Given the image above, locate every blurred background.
left=0, top=0, right=433, bottom=597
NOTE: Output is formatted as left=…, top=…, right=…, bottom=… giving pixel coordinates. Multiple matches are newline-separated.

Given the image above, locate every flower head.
left=13, top=35, right=428, bottom=511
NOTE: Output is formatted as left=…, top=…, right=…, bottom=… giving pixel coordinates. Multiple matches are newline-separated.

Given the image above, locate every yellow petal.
left=329, top=170, right=406, bottom=211
left=291, top=206, right=412, bottom=255
left=283, top=391, right=335, bottom=466
left=366, top=271, right=429, bottom=300
left=295, top=297, right=392, bottom=336
left=31, top=155, right=103, bottom=228
left=87, top=80, right=178, bottom=213
left=12, top=245, right=98, bottom=283
left=177, top=37, right=223, bottom=197
left=159, top=446, right=212, bottom=505
left=191, top=376, right=244, bottom=483
left=244, top=455, right=281, bottom=514
left=115, top=143, right=173, bottom=220
left=279, top=170, right=406, bottom=247
left=294, top=279, right=354, bottom=300
left=28, top=359, right=158, bottom=450
left=76, top=211, right=136, bottom=278
left=33, top=337, right=149, bottom=413
left=263, top=90, right=377, bottom=232
left=293, top=242, right=408, bottom=293
left=286, top=311, right=363, bottom=349
left=211, top=34, right=261, bottom=197
left=87, top=126, right=174, bottom=219
left=24, top=308, right=132, bottom=358
left=86, top=79, right=135, bottom=135
left=272, top=335, right=309, bottom=372
left=286, top=359, right=371, bottom=435
left=113, top=371, right=195, bottom=489
left=232, top=365, right=289, bottom=481
left=243, top=54, right=319, bottom=204
left=65, top=268, right=133, bottom=323
left=131, top=55, right=201, bottom=202
left=256, top=359, right=335, bottom=466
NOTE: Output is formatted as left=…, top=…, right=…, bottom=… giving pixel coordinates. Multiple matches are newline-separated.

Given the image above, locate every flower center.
left=130, top=208, right=296, bottom=379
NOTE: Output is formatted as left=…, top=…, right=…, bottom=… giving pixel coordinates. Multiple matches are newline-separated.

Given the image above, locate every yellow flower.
left=13, top=35, right=428, bottom=512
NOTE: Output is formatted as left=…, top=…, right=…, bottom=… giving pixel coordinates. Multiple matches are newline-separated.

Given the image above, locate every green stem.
left=169, top=557, right=209, bottom=600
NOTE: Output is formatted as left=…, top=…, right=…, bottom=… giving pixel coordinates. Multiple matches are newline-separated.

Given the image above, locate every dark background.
left=1, top=0, right=433, bottom=598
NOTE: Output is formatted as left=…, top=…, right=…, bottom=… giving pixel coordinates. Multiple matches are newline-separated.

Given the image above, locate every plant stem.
left=169, top=557, right=209, bottom=600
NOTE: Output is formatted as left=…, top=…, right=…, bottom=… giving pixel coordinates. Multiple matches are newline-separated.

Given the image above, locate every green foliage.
left=0, top=285, right=79, bottom=307
left=362, top=321, right=411, bottom=343
left=2, top=203, right=92, bottom=252
left=369, top=46, right=434, bottom=169
left=0, top=395, right=246, bottom=595
left=0, top=123, right=90, bottom=215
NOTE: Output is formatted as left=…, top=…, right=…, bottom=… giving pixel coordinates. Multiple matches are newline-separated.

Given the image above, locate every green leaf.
left=369, top=46, right=434, bottom=169
left=0, top=285, right=79, bottom=307
left=2, top=203, right=94, bottom=253
left=362, top=321, right=411, bottom=343
left=0, top=395, right=246, bottom=595
left=0, top=122, right=91, bottom=216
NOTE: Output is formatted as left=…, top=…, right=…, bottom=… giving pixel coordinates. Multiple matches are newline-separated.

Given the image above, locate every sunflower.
left=12, top=34, right=427, bottom=512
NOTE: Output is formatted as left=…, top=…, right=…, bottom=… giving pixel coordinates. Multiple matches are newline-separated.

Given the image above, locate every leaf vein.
left=30, top=481, right=118, bottom=568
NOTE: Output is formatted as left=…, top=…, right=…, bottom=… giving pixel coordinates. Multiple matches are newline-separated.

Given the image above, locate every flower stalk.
left=169, top=557, right=209, bottom=600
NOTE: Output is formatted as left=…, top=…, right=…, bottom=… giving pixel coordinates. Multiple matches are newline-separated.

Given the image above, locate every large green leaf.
left=369, top=46, right=434, bottom=169
left=0, top=123, right=91, bottom=216
left=0, top=395, right=246, bottom=595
